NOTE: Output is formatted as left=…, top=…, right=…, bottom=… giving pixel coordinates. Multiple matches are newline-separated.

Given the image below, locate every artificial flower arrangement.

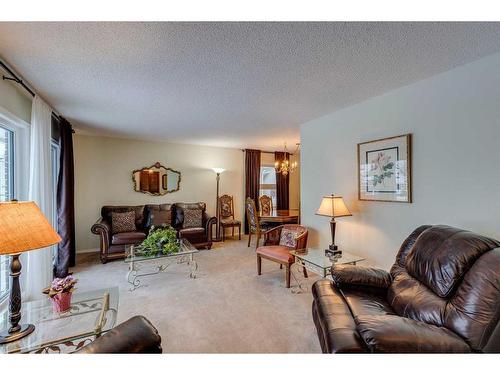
left=138, top=225, right=180, bottom=257
left=43, top=275, right=78, bottom=313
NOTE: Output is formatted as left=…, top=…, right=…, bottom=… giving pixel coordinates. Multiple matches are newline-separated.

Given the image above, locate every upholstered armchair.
left=256, top=224, right=309, bottom=288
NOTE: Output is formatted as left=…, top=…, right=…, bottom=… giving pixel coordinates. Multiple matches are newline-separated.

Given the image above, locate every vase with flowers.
left=43, top=276, right=78, bottom=313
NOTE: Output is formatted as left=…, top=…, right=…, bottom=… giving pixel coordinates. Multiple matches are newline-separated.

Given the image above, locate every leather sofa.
left=91, top=202, right=216, bottom=263
left=312, top=225, right=500, bottom=353
left=77, top=315, right=162, bottom=353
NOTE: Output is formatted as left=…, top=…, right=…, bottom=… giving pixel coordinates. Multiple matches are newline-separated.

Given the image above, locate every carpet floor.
left=72, top=236, right=322, bottom=353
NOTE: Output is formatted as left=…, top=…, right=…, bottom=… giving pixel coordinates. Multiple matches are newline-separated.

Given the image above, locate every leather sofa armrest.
left=91, top=218, right=111, bottom=246
left=76, top=316, right=162, bottom=354
left=203, top=212, right=216, bottom=239
left=263, top=226, right=282, bottom=245
left=356, top=315, right=471, bottom=353
left=331, top=264, right=391, bottom=291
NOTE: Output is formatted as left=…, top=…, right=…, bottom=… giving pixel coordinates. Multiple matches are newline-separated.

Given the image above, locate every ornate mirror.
left=132, top=162, right=181, bottom=196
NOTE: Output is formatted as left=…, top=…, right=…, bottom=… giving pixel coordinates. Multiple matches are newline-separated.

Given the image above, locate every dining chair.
left=259, top=195, right=273, bottom=215
left=218, top=194, right=241, bottom=241
left=256, top=224, right=309, bottom=288
left=245, top=197, right=265, bottom=248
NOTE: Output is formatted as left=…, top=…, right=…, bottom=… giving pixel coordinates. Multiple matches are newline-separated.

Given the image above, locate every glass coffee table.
left=0, top=287, right=118, bottom=354
left=125, top=238, right=198, bottom=291
left=290, top=248, right=365, bottom=293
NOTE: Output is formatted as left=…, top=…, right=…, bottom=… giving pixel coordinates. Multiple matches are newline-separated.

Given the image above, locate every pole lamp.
left=212, top=168, right=225, bottom=241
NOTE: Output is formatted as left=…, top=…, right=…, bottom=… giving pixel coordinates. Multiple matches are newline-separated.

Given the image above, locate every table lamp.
left=212, top=168, right=226, bottom=241
left=316, top=194, right=352, bottom=254
left=0, top=200, right=61, bottom=344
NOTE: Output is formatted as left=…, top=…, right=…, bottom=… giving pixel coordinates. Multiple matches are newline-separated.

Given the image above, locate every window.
left=0, top=126, right=14, bottom=301
left=259, top=165, right=277, bottom=208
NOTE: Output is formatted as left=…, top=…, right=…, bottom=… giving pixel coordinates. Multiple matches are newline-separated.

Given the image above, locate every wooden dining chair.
left=245, top=197, right=265, bottom=248
left=218, top=194, right=241, bottom=241
left=259, top=195, right=273, bottom=215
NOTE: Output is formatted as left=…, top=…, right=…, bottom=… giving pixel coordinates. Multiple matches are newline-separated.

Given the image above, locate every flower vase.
left=52, top=291, right=72, bottom=313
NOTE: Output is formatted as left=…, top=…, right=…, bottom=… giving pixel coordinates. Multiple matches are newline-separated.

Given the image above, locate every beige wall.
left=74, top=135, right=245, bottom=252
left=0, top=76, right=31, bottom=123
left=301, top=52, right=500, bottom=270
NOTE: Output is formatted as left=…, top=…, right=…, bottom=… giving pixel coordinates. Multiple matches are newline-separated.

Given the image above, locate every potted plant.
left=138, top=225, right=180, bottom=257
left=43, top=276, right=78, bottom=313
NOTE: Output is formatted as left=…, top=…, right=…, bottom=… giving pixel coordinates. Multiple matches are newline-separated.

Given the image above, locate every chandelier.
left=274, top=143, right=299, bottom=176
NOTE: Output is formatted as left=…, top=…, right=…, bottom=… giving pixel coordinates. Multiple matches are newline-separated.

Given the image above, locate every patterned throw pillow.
left=279, top=228, right=298, bottom=248
left=111, top=211, right=137, bottom=234
left=183, top=208, right=203, bottom=229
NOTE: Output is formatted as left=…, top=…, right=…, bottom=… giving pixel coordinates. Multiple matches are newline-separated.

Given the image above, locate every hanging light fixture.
left=275, top=143, right=300, bottom=176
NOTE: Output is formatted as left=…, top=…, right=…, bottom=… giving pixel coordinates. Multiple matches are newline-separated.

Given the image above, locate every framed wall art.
left=357, top=134, right=412, bottom=203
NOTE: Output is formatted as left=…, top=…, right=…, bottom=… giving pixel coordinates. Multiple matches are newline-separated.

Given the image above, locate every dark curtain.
left=275, top=151, right=290, bottom=210
left=244, top=149, right=261, bottom=234
left=55, top=117, right=76, bottom=277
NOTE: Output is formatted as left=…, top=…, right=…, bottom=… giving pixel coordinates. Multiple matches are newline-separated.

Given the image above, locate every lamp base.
left=0, top=323, right=35, bottom=344
left=328, top=244, right=338, bottom=251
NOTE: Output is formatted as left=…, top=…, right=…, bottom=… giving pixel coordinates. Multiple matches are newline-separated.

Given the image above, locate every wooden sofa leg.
left=257, top=255, right=262, bottom=275
left=285, top=265, right=290, bottom=288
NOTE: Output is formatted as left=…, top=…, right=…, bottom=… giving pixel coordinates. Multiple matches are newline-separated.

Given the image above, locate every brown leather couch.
left=91, top=203, right=215, bottom=263
left=312, top=225, right=500, bottom=353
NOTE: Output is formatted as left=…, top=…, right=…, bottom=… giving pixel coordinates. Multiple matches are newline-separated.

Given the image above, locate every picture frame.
left=357, top=134, right=412, bottom=203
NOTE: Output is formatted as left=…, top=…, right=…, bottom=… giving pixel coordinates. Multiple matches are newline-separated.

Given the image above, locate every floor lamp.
left=0, top=200, right=61, bottom=344
left=212, top=168, right=225, bottom=241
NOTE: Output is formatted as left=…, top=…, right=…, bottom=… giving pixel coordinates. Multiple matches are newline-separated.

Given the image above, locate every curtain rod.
left=1, top=60, right=35, bottom=97
left=0, top=59, right=74, bottom=132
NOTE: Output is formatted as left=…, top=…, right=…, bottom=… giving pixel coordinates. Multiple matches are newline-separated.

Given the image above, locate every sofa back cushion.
left=111, top=211, right=137, bottom=234
left=144, top=204, right=172, bottom=228
left=102, top=205, right=145, bottom=229
left=444, top=248, right=500, bottom=351
left=405, top=225, right=499, bottom=298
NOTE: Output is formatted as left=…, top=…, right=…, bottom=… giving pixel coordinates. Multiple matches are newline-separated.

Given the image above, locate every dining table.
left=258, top=209, right=300, bottom=224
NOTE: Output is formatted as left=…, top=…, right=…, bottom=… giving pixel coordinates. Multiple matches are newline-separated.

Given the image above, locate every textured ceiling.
left=1, top=22, right=500, bottom=150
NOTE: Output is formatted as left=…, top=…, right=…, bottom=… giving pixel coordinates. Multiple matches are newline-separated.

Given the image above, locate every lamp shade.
left=316, top=195, right=352, bottom=218
left=212, top=168, right=225, bottom=174
left=0, top=201, right=61, bottom=255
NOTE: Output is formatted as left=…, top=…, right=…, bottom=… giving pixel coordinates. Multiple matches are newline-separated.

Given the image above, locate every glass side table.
left=0, top=287, right=118, bottom=354
left=290, top=248, right=366, bottom=293
left=125, top=238, right=199, bottom=291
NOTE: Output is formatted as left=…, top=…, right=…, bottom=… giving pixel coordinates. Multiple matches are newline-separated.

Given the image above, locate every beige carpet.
left=72, top=236, right=322, bottom=353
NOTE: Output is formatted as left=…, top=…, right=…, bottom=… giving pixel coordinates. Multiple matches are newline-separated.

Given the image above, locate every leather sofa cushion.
left=256, top=245, right=294, bottom=263
left=146, top=208, right=172, bottom=228
left=405, top=225, right=500, bottom=298
left=311, top=280, right=366, bottom=353
left=356, top=314, right=471, bottom=353
left=332, top=265, right=392, bottom=290
left=178, top=227, right=206, bottom=244
left=112, top=231, right=147, bottom=245
left=342, top=290, right=394, bottom=318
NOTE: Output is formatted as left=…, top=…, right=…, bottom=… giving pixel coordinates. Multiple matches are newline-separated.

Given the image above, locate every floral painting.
left=358, top=134, right=411, bottom=202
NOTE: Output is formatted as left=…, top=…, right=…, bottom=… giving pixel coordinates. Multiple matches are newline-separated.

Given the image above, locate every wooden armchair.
left=256, top=224, right=308, bottom=288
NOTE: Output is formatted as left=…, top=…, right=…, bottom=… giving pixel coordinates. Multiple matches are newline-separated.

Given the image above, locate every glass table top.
left=291, top=248, right=365, bottom=270
left=124, top=238, right=198, bottom=263
left=0, top=287, right=118, bottom=354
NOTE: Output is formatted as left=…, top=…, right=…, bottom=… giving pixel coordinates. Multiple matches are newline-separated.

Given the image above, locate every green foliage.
left=137, top=225, right=180, bottom=257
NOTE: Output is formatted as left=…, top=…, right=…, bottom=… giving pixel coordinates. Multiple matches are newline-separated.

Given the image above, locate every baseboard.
left=77, top=248, right=99, bottom=254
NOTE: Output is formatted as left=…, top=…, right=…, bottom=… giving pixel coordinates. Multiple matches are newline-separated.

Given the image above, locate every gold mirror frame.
left=132, top=162, right=181, bottom=196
